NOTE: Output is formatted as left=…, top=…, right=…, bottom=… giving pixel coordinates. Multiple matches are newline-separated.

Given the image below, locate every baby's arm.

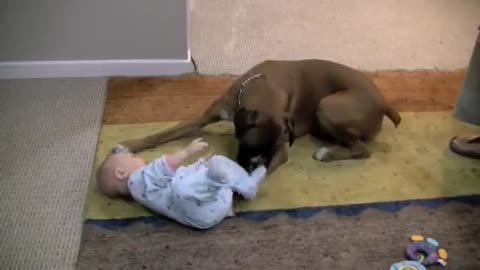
left=164, top=138, right=209, bottom=171
left=144, top=138, right=209, bottom=188
left=164, top=149, right=190, bottom=172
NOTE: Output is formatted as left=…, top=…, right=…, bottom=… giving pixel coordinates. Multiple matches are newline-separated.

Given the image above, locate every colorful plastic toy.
left=390, top=235, right=448, bottom=270
left=406, top=235, right=448, bottom=266
left=390, top=260, right=426, bottom=270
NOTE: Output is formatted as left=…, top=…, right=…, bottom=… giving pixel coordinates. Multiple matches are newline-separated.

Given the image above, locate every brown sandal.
left=449, top=135, right=480, bottom=159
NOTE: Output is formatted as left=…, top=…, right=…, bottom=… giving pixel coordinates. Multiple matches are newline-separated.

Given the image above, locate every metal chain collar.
left=237, top=73, right=264, bottom=106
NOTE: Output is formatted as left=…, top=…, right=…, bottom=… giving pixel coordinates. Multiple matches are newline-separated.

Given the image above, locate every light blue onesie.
left=128, top=155, right=267, bottom=229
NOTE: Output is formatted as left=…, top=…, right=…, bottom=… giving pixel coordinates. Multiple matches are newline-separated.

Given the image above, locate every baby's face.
left=97, top=153, right=146, bottom=197
left=113, top=153, right=146, bottom=174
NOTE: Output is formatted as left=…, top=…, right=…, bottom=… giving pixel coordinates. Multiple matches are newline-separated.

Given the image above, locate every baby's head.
left=96, top=153, right=146, bottom=197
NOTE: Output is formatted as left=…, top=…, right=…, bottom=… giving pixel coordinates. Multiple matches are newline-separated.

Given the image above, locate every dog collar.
left=237, top=73, right=265, bottom=106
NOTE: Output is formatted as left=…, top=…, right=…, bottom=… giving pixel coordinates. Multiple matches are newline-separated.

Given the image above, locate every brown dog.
left=113, top=59, right=401, bottom=173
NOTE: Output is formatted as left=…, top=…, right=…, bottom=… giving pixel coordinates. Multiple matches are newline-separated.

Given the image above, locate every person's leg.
left=206, top=155, right=267, bottom=199
left=450, top=27, right=480, bottom=158
left=205, top=155, right=234, bottom=184
left=235, top=166, right=267, bottom=200
left=248, top=166, right=268, bottom=186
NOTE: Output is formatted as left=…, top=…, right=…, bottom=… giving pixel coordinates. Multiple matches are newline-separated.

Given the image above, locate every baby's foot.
left=251, top=166, right=267, bottom=181
left=112, top=144, right=131, bottom=154
left=242, top=184, right=259, bottom=200
left=249, top=156, right=266, bottom=170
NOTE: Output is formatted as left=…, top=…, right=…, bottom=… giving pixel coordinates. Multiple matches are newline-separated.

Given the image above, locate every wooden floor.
left=104, top=70, right=465, bottom=125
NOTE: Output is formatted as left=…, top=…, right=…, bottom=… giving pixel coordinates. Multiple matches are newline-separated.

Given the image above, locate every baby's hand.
left=185, top=138, right=209, bottom=155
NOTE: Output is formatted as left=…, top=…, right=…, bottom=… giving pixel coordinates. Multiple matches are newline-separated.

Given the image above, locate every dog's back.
left=239, top=59, right=400, bottom=135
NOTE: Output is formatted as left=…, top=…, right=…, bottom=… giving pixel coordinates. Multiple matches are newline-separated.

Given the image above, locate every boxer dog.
left=113, top=60, right=401, bottom=173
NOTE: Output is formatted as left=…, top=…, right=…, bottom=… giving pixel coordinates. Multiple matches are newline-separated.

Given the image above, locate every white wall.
left=0, top=0, right=194, bottom=78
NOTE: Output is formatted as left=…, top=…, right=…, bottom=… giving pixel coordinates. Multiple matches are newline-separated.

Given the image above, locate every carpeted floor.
left=191, top=0, right=480, bottom=74
left=77, top=71, right=480, bottom=269
left=79, top=203, right=480, bottom=269
left=0, top=79, right=106, bottom=269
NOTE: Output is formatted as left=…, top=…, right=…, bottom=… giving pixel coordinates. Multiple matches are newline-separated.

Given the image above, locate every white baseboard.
left=0, top=55, right=194, bottom=79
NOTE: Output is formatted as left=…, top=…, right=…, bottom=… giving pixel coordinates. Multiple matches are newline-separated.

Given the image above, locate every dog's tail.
left=385, top=106, right=401, bottom=127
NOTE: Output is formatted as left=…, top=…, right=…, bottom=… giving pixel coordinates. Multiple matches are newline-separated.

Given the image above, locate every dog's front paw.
left=112, top=144, right=131, bottom=154
left=313, top=147, right=333, bottom=162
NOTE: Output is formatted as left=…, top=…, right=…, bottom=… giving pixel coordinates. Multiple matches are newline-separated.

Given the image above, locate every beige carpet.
left=0, top=79, right=106, bottom=269
left=191, top=0, right=480, bottom=74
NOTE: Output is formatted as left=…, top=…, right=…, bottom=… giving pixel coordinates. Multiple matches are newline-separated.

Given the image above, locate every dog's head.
left=234, top=108, right=295, bottom=172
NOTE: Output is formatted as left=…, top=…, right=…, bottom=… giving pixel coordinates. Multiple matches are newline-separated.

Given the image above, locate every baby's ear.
left=114, top=168, right=128, bottom=180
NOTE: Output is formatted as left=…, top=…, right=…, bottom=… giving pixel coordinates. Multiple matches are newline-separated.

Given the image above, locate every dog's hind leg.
left=313, top=109, right=370, bottom=162
left=312, top=91, right=376, bottom=162
left=114, top=97, right=227, bottom=153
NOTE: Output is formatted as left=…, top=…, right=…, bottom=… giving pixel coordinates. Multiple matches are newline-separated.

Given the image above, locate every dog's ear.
left=283, top=117, right=295, bottom=146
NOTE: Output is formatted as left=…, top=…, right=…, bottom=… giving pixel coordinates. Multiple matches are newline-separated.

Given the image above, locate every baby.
left=97, top=138, right=267, bottom=229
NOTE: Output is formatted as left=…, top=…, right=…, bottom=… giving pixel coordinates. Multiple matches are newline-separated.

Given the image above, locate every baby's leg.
left=233, top=166, right=267, bottom=200
left=248, top=166, right=267, bottom=186
left=206, top=155, right=249, bottom=182
left=205, top=155, right=266, bottom=199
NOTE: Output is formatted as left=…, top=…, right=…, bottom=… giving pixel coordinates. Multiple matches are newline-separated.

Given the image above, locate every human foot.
left=449, top=135, right=480, bottom=159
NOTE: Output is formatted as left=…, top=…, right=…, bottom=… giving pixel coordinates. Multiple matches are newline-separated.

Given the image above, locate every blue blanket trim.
left=85, top=194, right=480, bottom=230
